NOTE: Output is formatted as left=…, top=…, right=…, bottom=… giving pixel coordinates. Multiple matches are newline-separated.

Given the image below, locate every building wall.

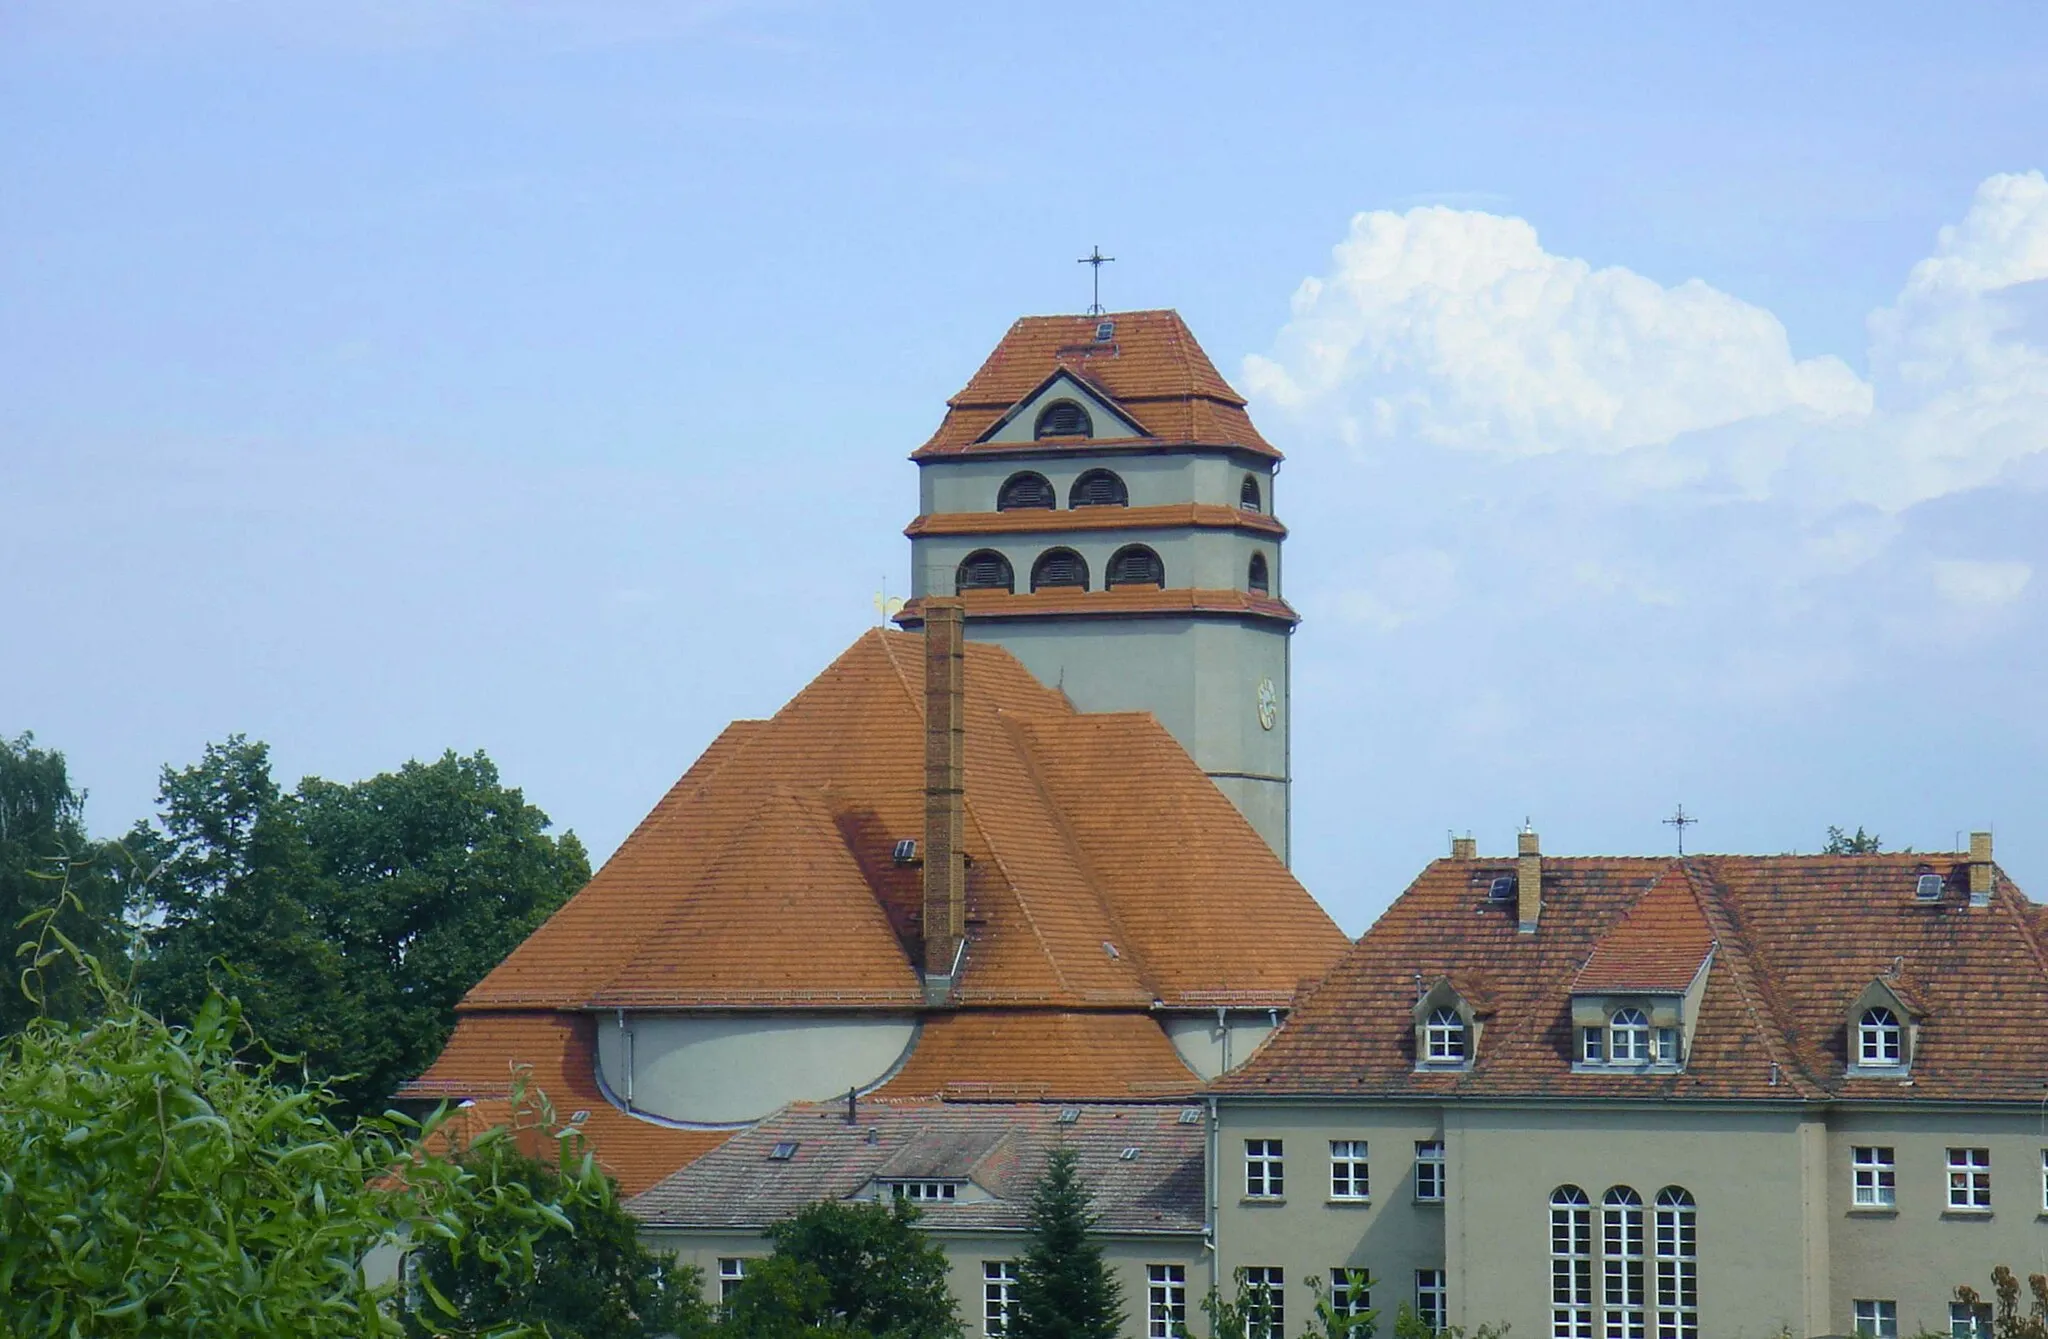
left=1163, top=1012, right=1280, bottom=1081
left=594, top=1012, right=918, bottom=1125
left=911, top=527, right=1279, bottom=603
left=918, top=453, right=1273, bottom=516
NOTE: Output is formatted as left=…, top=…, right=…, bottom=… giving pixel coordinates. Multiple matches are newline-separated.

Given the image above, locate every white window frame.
left=887, top=1180, right=959, bottom=1202
left=1602, top=1187, right=1646, bottom=1339
left=984, top=1261, right=1018, bottom=1338
left=1858, top=1008, right=1903, bottom=1066
left=1147, top=1264, right=1187, bottom=1339
left=1852, top=1147, right=1896, bottom=1208
left=1947, top=1147, right=1991, bottom=1211
left=718, top=1257, right=750, bottom=1308
left=1330, top=1268, right=1371, bottom=1335
left=1246, top=1139, right=1285, bottom=1199
left=1609, top=1009, right=1650, bottom=1064
left=1416, top=1269, right=1447, bottom=1332
left=1854, top=1299, right=1898, bottom=1339
left=1950, top=1300, right=1993, bottom=1339
left=1424, top=1007, right=1467, bottom=1063
left=1553, top=1186, right=1594, bottom=1339
left=1243, top=1267, right=1285, bottom=1339
left=1330, top=1140, right=1370, bottom=1200
left=1415, top=1140, right=1446, bottom=1202
left=2041, top=1149, right=2047, bottom=1212
left=1655, top=1028, right=1679, bottom=1064
left=1652, top=1188, right=1697, bottom=1339
left=1582, top=1028, right=1605, bottom=1063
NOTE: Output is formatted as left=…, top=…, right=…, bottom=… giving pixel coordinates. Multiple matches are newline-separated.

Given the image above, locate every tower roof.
left=915, top=310, right=1280, bottom=460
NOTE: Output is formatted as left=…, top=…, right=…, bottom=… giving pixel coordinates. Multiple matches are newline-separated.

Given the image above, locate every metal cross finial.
left=1077, top=245, right=1115, bottom=315
left=1663, top=804, right=1698, bottom=855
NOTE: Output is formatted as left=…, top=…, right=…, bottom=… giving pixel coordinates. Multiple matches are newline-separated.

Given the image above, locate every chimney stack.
left=1450, top=834, right=1477, bottom=860
left=1517, top=826, right=1542, bottom=933
left=1968, top=830, right=1993, bottom=907
left=922, top=599, right=968, bottom=997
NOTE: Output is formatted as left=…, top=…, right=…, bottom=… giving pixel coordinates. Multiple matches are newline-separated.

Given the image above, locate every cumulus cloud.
left=1930, top=558, right=2032, bottom=608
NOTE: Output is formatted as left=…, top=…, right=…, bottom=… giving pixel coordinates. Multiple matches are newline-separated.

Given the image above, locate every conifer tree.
left=1011, top=1145, right=1125, bottom=1339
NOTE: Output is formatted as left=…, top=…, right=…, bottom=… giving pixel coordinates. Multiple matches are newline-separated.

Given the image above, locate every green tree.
left=731, top=1198, right=961, bottom=1339
left=1, top=731, right=129, bottom=1033
left=405, top=1146, right=713, bottom=1339
left=1956, top=1266, right=2048, bottom=1339
left=0, top=879, right=595, bottom=1337
left=133, top=737, right=589, bottom=1120
left=1304, top=1273, right=1378, bottom=1339
left=1011, top=1146, right=1124, bottom=1339
left=1824, top=825, right=1884, bottom=855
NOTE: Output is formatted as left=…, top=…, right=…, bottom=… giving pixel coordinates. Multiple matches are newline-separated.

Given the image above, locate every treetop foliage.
left=1824, top=825, right=1885, bottom=855
left=728, top=1197, right=961, bottom=1339
left=1, top=732, right=128, bottom=1033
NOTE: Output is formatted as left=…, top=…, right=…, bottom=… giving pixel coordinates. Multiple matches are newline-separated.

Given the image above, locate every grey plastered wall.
left=595, top=1011, right=918, bottom=1125
left=918, top=453, right=1275, bottom=516
left=911, top=527, right=1279, bottom=602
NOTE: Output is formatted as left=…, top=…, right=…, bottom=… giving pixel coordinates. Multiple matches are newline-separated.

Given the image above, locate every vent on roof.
left=1119, top=1147, right=1140, bottom=1161
left=1058, top=1108, right=1080, bottom=1124
left=1102, top=940, right=1121, bottom=959
left=569, top=1109, right=589, bottom=1124
left=1178, top=1107, right=1202, bottom=1125
left=1488, top=876, right=1516, bottom=901
left=892, top=839, right=918, bottom=865
left=1095, top=320, right=1115, bottom=342
left=769, top=1141, right=799, bottom=1161
left=1915, top=873, right=1944, bottom=901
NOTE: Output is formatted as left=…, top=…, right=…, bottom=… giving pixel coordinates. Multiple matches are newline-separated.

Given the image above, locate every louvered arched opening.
left=1068, top=469, right=1128, bottom=508
left=1106, top=544, right=1164, bottom=590
left=955, top=550, right=1014, bottom=594
left=1248, top=552, right=1270, bottom=594
left=1029, top=547, right=1089, bottom=592
left=996, top=471, right=1056, bottom=511
left=1034, top=401, right=1092, bottom=439
left=1240, top=473, right=1263, bottom=512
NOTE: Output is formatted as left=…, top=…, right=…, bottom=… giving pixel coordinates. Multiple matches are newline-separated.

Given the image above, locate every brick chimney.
left=922, top=599, right=968, bottom=998
left=1450, top=834, right=1477, bottom=860
left=1517, top=827, right=1542, bottom=933
left=1968, top=830, right=1993, bottom=907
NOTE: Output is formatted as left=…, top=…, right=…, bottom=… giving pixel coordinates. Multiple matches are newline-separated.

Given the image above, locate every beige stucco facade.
left=1215, top=1098, right=2048, bottom=1339
left=594, top=1012, right=919, bottom=1125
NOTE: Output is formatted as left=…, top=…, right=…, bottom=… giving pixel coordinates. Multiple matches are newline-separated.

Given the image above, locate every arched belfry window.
left=1248, top=553, right=1270, bottom=595
left=996, top=471, right=1055, bottom=511
left=1069, top=469, right=1128, bottom=508
left=1030, top=547, right=1089, bottom=592
left=1034, top=401, right=1092, bottom=439
left=1240, top=473, right=1263, bottom=513
left=955, top=550, right=1013, bottom=594
left=1106, top=544, right=1164, bottom=589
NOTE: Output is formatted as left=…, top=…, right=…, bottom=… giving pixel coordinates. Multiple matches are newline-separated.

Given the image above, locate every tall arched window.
left=1423, top=1007, right=1466, bottom=1063
left=1858, top=1007, right=1902, bottom=1065
left=1034, top=401, right=1092, bottom=439
left=1106, top=544, right=1164, bottom=589
left=1609, top=1008, right=1650, bottom=1063
left=1552, top=1187, right=1594, bottom=1339
left=1602, top=1188, right=1645, bottom=1339
left=1069, top=469, right=1128, bottom=508
left=1653, top=1189, right=1698, bottom=1339
left=996, top=471, right=1055, bottom=511
left=1030, top=548, right=1089, bottom=592
left=955, top=550, right=1013, bottom=594
left=1248, top=553, right=1270, bottom=595
left=1240, top=473, right=1263, bottom=513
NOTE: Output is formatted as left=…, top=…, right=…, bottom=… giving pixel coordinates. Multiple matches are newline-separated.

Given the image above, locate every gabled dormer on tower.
left=897, top=311, right=1299, bottom=860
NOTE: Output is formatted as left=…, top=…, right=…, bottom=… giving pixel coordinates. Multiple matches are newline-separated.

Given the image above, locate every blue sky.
left=5, top=1, right=2046, bottom=931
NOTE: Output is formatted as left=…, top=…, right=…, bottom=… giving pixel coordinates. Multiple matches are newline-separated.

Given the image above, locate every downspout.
left=1217, top=1006, right=1230, bottom=1075
left=615, top=1008, right=634, bottom=1111
left=1205, top=1093, right=1220, bottom=1301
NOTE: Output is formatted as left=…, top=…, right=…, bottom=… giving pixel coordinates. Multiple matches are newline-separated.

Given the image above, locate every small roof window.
left=1914, top=873, right=1943, bottom=901
left=769, top=1141, right=799, bottom=1161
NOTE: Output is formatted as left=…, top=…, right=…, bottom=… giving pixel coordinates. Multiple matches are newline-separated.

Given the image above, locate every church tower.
left=898, top=310, right=1298, bottom=860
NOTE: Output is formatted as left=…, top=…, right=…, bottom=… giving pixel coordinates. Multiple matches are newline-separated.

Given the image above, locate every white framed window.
left=1425, top=1007, right=1467, bottom=1063
left=718, top=1257, right=750, bottom=1308
left=1147, top=1265, right=1186, bottom=1339
left=1246, top=1139, right=1285, bottom=1198
left=1947, top=1148, right=1991, bottom=1210
left=1244, top=1267, right=1285, bottom=1339
left=1653, top=1188, right=1697, bottom=1339
left=1655, top=1028, right=1679, bottom=1064
left=1582, top=1028, right=1605, bottom=1063
left=1552, top=1185, right=1594, bottom=1339
left=1415, top=1140, right=1446, bottom=1202
left=984, top=1262, right=1018, bottom=1337
left=1330, top=1140, right=1370, bottom=1200
left=1330, top=1268, right=1371, bottom=1336
left=1609, top=1009, right=1650, bottom=1064
left=1852, top=1147, right=1896, bottom=1208
left=1416, top=1270, right=1447, bottom=1332
left=887, top=1180, right=959, bottom=1201
left=1859, top=1008, right=1902, bottom=1065
left=1950, top=1300, right=1993, bottom=1339
left=2041, top=1149, right=2047, bottom=1212
left=1602, top=1186, right=1646, bottom=1339
left=1854, top=1299, right=1898, bottom=1338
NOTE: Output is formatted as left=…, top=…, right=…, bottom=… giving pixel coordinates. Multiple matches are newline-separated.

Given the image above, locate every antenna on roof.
left=1076, top=245, right=1115, bottom=316
left=1663, top=804, right=1698, bottom=856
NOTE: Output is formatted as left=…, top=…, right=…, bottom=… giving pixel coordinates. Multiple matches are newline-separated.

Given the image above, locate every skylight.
left=769, top=1141, right=798, bottom=1161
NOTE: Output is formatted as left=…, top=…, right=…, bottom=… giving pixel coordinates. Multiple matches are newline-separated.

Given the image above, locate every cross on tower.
left=1077, top=245, right=1115, bottom=316
left=1663, top=804, right=1698, bottom=855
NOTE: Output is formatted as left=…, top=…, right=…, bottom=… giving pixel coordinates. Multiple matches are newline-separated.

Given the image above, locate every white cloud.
left=1930, top=559, right=2032, bottom=608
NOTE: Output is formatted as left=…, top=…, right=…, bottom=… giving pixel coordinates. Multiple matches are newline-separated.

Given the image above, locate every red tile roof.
left=1570, top=864, right=1715, bottom=994
left=914, top=311, right=1280, bottom=460
left=1217, top=854, right=2048, bottom=1104
left=904, top=503, right=1286, bottom=540
left=872, top=1011, right=1201, bottom=1101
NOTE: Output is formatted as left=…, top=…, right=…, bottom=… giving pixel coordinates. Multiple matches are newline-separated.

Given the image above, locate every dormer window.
left=1608, top=1008, right=1650, bottom=1062
left=884, top=1180, right=960, bottom=1202
left=1034, top=401, right=1092, bottom=439
left=1575, top=1000, right=1684, bottom=1070
left=1858, top=1007, right=1903, bottom=1066
left=1424, top=1008, right=1466, bottom=1063
left=1413, top=978, right=1485, bottom=1070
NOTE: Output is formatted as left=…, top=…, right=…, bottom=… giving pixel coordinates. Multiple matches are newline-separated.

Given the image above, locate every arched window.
left=1552, top=1187, right=1593, bottom=1339
left=1602, top=1188, right=1645, bottom=1339
left=1609, top=1008, right=1650, bottom=1063
left=1423, top=1007, right=1466, bottom=1063
left=1248, top=553, right=1270, bottom=595
left=996, top=471, right=1055, bottom=511
left=1106, top=544, right=1164, bottom=589
left=955, top=550, right=1014, bottom=594
left=1653, top=1189, right=1698, bottom=1339
left=1030, top=548, right=1089, bottom=592
left=1858, top=1007, right=1902, bottom=1065
left=1068, top=469, right=1128, bottom=508
left=1240, top=473, right=1263, bottom=513
left=1034, top=400, right=1092, bottom=439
